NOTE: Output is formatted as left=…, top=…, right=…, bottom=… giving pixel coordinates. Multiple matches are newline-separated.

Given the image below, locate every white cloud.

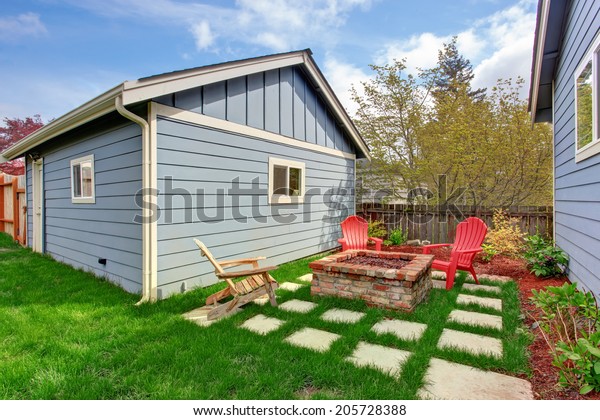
left=374, top=0, right=536, bottom=95
left=0, top=13, right=47, bottom=42
left=323, top=56, right=371, bottom=116
left=190, top=20, right=214, bottom=50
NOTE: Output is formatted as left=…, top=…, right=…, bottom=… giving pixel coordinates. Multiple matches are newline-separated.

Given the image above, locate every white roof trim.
left=530, top=0, right=550, bottom=124
left=2, top=85, right=123, bottom=160
left=2, top=50, right=369, bottom=160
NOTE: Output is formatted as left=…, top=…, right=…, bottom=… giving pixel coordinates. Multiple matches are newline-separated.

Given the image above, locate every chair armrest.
left=216, top=266, right=279, bottom=279
left=218, top=257, right=266, bottom=268
left=338, top=238, right=347, bottom=245
left=368, top=237, right=383, bottom=243
left=422, top=243, right=452, bottom=254
left=453, top=247, right=483, bottom=255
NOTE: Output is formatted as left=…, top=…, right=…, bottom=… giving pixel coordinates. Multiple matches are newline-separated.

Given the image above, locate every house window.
left=70, top=155, right=95, bottom=204
left=268, top=157, right=305, bottom=204
left=575, top=33, right=600, bottom=162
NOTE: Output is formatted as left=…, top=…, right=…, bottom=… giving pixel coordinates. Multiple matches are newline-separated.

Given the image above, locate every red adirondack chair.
left=338, top=215, right=383, bottom=251
left=423, top=217, right=488, bottom=290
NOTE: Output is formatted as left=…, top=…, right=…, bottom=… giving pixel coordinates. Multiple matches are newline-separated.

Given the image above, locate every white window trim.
left=268, top=157, right=305, bottom=204
left=70, top=154, right=96, bottom=204
left=575, top=31, right=600, bottom=163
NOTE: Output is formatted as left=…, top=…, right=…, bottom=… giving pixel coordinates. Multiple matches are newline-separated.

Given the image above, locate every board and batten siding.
left=154, top=65, right=359, bottom=157
left=552, top=0, right=600, bottom=296
left=28, top=116, right=144, bottom=293
left=155, top=116, right=355, bottom=298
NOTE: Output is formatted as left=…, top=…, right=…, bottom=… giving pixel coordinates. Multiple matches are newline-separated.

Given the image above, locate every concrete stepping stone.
left=346, top=341, right=412, bottom=377
left=462, top=283, right=502, bottom=294
left=284, top=327, right=340, bottom=352
left=432, top=279, right=446, bottom=289
left=279, top=282, right=304, bottom=292
left=182, top=306, right=242, bottom=327
left=438, top=328, right=503, bottom=358
left=240, top=314, right=285, bottom=335
left=279, top=299, right=317, bottom=314
left=418, top=358, right=533, bottom=400
left=448, top=310, right=502, bottom=330
left=457, top=294, right=502, bottom=311
left=321, top=308, right=366, bottom=324
left=297, top=273, right=313, bottom=283
left=432, top=271, right=446, bottom=280
left=466, top=273, right=513, bottom=283
left=372, top=319, right=427, bottom=341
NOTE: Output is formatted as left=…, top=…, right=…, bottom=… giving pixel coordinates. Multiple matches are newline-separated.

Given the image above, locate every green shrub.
left=383, top=227, right=407, bottom=246
left=481, top=243, right=499, bottom=262
left=524, top=234, right=568, bottom=278
left=530, top=283, right=600, bottom=394
left=367, top=220, right=387, bottom=238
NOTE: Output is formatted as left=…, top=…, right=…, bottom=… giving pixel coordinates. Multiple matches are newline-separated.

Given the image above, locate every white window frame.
left=268, top=157, right=306, bottom=204
left=575, top=32, right=600, bottom=162
left=70, top=154, right=96, bottom=204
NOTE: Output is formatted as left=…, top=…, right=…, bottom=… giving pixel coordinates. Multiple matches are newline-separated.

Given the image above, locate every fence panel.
left=358, top=203, right=553, bottom=244
left=0, top=174, right=27, bottom=245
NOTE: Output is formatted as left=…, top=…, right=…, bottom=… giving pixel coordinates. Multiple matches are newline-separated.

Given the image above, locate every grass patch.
left=0, top=234, right=531, bottom=399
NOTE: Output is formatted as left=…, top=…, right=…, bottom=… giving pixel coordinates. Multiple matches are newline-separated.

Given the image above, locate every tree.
left=354, top=41, right=553, bottom=207
left=0, top=115, right=44, bottom=175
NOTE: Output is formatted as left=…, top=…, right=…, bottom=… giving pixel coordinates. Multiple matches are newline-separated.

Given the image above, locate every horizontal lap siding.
left=155, top=65, right=356, bottom=156
left=155, top=117, right=354, bottom=297
left=41, top=119, right=143, bottom=293
left=553, top=0, right=600, bottom=296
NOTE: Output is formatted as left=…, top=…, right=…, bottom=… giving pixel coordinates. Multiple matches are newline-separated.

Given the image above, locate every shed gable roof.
left=528, top=0, right=569, bottom=123
left=2, top=49, right=369, bottom=161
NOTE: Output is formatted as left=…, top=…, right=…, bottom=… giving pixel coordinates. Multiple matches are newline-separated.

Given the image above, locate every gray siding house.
left=1, top=50, right=369, bottom=301
left=529, top=0, right=600, bottom=297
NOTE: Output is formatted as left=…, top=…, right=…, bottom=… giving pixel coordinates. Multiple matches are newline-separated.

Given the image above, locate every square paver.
left=321, top=308, right=366, bottom=324
left=182, top=306, right=242, bottom=327
left=279, top=282, right=304, bottom=292
left=457, top=294, right=502, bottom=311
left=448, top=309, right=502, bottom=330
left=240, top=314, right=285, bottom=335
left=438, top=328, right=503, bottom=358
left=418, top=358, right=533, bottom=400
left=432, top=279, right=446, bottom=289
left=372, top=319, right=427, bottom=341
left=346, top=341, right=412, bottom=377
left=462, top=283, right=502, bottom=294
left=279, top=299, right=317, bottom=314
left=284, top=327, right=340, bottom=352
left=297, top=273, right=313, bottom=283
left=431, top=271, right=446, bottom=280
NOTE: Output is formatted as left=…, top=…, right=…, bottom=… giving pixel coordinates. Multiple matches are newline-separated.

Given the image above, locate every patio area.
left=183, top=269, right=533, bottom=400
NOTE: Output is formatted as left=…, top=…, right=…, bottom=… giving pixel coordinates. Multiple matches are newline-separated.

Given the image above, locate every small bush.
left=383, top=227, right=407, bottom=246
left=530, top=283, right=600, bottom=394
left=524, top=234, right=568, bottom=278
left=481, top=243, right=499, bottom=262
left=484, top=209, right=525, bottom=258
left=367, top=220, right=387, bottom=238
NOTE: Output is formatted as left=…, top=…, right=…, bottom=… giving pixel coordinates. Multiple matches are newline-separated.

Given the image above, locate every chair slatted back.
left=452, top=218, right=488, bottom=266
left=340, top=215, right=370, bottom=250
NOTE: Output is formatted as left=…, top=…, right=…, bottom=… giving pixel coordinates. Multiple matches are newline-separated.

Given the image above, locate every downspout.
left=115, top=96, right=156, bottom=304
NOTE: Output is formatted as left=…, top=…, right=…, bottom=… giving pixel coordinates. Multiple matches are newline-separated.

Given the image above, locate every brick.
left=311, top=286, right=321, bottom=293
left=374, top=284, right=390, bottom=291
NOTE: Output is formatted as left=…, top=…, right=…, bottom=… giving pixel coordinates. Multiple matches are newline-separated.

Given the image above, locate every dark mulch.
left=346, top=256, right=410, bottom=270
left=377, top=243, right=600, bottom=400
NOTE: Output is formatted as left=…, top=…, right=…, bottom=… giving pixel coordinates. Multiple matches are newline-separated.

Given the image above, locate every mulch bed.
left=378, top=243, right=600, bottom=400
left=345, top=256, right=410, bottom=270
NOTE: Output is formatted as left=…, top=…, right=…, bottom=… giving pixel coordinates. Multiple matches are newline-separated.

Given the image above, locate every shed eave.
left=1, top=84, right=124, bottom=161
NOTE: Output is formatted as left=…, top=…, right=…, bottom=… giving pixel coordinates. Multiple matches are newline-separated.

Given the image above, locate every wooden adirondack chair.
left=338, top=215, right=383, bottom=251
left=194, top=239, right=278, bottom=320
left=422, top=217, right=488, bottom=290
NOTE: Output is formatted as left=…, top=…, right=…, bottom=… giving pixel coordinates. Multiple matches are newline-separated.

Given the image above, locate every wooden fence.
left=0, top=174, right=26, bottom=245
left=358, top=203, right=553, bottom=244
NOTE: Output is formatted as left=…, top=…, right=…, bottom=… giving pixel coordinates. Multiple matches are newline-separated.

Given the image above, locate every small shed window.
left=575, top=33, right=600, bottom=162
left=268, top=157, right=305, bottom=204
left=70, top=155, right=95, bottom=204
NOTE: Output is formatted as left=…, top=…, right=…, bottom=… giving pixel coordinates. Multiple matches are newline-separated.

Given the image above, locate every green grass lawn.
left=0, top=233, right=531, bottom=399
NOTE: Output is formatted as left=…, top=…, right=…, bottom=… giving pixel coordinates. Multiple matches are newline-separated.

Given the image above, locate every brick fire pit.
left=309, top=250, right=434, bottom=312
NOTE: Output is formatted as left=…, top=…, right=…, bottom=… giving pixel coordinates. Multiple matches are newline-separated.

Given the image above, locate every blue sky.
left=0, top=0, right=538, bottom=123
